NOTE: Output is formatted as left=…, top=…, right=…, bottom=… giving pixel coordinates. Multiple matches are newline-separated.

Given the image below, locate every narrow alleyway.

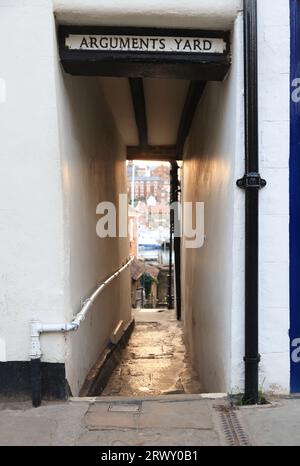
left=101, top=309, right=202, bottom=397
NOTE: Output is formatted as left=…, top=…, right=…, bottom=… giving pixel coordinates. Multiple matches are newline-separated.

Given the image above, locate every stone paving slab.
left=102, top=309, right=202, bottom=398
left=1, top=396, right=300, bottom=446
left=0, top=397, right=222, bottom=446
left=85, top=400, right=213, bottom=431
left=86, top=403, right=140, bottom=430
left=0, top=402, right=88, bottom=446
left=138, top=400, right=213, bottom=430
left=77, top=428, right=220, bottom=447
left=239, top=398, right=300, bottom=446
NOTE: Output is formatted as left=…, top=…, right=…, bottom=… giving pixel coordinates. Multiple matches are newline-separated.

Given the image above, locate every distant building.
left=128, top=206, right=139, bottom=257
left=128, top=163, right=170, bottom=206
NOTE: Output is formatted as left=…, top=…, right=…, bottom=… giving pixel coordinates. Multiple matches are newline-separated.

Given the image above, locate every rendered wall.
left=0, top=0, right=131, bottom=397
left=55, top=67, right=131, bottom=395
left=230, top=0, right=290, bottom=394
left=53, top=0, right=242, bottom=29
left=257, top=0, right=290, bottom=393
left=182, top=15, right=244, bottom=393
left=182, top=1, right=291, bottom=394
left=0, top=0, right=66, bottom=365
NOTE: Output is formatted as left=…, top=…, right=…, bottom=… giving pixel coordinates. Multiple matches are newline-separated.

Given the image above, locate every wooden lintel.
left=127, top=145, right=179, bottom=161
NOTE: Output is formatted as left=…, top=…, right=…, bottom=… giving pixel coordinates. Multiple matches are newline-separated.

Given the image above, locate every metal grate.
left=108, top=403, right=142, bottom=413
left=215, top=405, right=251, bottom=447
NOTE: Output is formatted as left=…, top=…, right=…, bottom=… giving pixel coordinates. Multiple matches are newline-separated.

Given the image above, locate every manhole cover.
left=108, top=403, right=141, bottom=413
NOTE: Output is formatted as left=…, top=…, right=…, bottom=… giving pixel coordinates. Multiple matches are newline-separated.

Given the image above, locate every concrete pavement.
left=238, top=397, right=300, bottom=446
left=0, top=395, right=222, bottom=446
left=0, top=395, right=300, bottom=446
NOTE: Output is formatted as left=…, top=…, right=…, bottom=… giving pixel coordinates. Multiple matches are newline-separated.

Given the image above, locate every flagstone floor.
left=101, top=309, right=202, bottom=397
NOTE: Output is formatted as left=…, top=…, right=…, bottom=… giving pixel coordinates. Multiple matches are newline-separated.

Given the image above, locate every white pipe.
left=131, top=162, right=135, bottom=209
left=30, top=257, right=133, bottom=360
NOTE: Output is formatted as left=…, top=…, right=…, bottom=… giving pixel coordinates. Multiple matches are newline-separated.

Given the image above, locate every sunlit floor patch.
left=101, top=309, right=202, bottom=397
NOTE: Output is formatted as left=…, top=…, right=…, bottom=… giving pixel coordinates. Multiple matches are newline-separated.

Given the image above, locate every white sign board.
left=65, top=35, right=227, bottom=55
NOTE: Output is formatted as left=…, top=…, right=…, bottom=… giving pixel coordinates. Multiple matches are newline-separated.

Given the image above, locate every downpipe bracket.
left=244, top=355, right=261, bottom=364
left=237, top=172, right=267, bottom=190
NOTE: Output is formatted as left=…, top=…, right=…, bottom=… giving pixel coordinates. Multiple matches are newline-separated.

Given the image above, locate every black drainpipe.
left=168, top=163, right=174, bottom=310
left=167, top=161, right=181, bottom=317
left=31, top=358, right=42, bottom=408
left=237, top=0, right=266, bottom=404
left=171, top=162, right=181, bottom=320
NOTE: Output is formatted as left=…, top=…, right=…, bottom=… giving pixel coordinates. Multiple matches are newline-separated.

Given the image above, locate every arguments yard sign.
left=59, top=26, right=231, bottom=80
left=65, top=34, right=227, bottom=55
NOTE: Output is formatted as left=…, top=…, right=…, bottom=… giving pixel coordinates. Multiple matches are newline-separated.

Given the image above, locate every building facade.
left=0, top=0, right=297, bottom=402
left=128, top=163, right=170, bottom=205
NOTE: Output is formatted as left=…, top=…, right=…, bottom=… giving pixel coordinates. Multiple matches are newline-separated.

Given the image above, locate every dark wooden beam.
left=129, top=78, right=148, bottom=149
left=127, top=145, right=178, bottom=161
left=176, top=81, right=207, bottom=158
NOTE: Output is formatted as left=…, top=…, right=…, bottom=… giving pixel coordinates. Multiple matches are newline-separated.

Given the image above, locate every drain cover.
left=215, top=405, right=251, bottom=446
left=108, top=403, right=141, bottom=413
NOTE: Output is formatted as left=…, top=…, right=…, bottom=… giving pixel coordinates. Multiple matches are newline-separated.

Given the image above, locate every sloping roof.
left=145, top=263, right=160, bottom=279
left=130, top=258, right=160, bottom=281
left=131, top=258, right=145, bottom=281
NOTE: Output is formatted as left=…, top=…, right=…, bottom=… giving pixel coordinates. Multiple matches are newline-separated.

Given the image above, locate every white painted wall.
left=0, top=0, right=131, bottom=396
left=144, top=79, right=190, bottom=146
left=100, top=78, right=139, bottom=146
left=100, top=78, right=190, bottom=147
left=54, top=67, right=131, bottom=395
left=182, top=1, right=291, bottom=395
left=53, top=0, right=242, bottom=29
left=182, top=14, right=244, bottom=394
left=257, top=0, right=290, bottom=393
left=0, top=0, right=66, bottom=364
left=230, top=0, right=290, bottom=395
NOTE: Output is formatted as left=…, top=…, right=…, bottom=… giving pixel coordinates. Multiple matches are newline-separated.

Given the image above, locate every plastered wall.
left=182, top=1, right=291, bottom=394
left=0, top=0, right=131, bottom=397
left=53, top=0, right=242, bottom=29
left=182, top=14, right=244, bottom=394
left=0, top=0, right=66, bottom=364
left=55, top=69, right=131, bottom=395
left=256, top=0, right=290, bottom=393
left=230, top=0, right=290, bottom=394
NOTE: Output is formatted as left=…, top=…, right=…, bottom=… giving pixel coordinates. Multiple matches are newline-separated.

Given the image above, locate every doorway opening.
left=99, top=158, right=203, bottom=398
left=128, top=160, right=173, bottom=310
left=57, top=25, right=239, bottom=400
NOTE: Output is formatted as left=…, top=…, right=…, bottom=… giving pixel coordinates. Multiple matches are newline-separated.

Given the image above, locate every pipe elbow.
left=67, top=323, right=79, bottom=332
